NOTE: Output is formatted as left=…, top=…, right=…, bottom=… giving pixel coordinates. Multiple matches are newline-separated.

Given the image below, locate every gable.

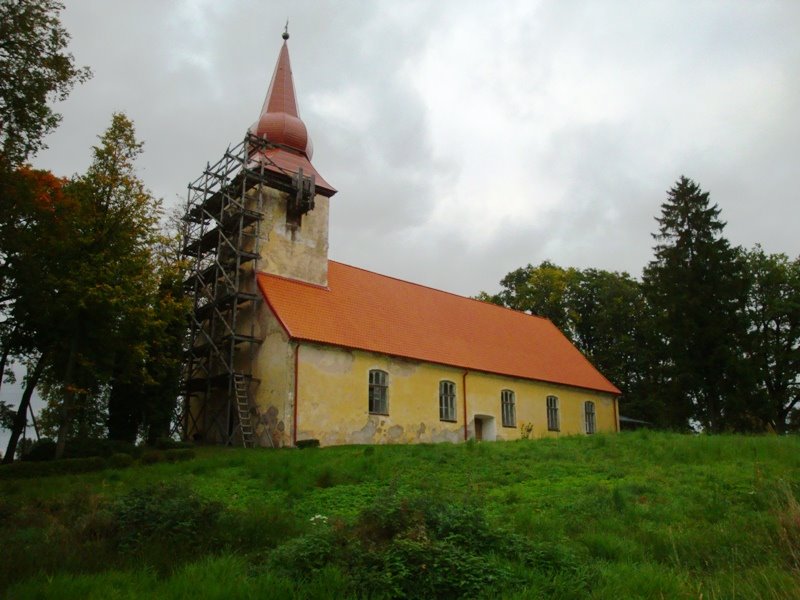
left=257, top=261, right=621, bottom=395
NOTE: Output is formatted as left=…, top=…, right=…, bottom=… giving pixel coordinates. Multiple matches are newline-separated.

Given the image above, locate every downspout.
left=613, top=395, right=620, bottom=433
left=293, top=343, right=299, bottom=446
left=462, top=370, right=469, bottom=441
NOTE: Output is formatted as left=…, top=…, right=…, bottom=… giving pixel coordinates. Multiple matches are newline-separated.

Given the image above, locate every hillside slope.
left=2, top=432, right=799, bottom=598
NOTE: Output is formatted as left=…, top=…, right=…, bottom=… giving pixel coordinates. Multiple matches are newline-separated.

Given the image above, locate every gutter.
left=462, top=370, right=469, bottom=441
left=293, top=343, right=299, bottom=446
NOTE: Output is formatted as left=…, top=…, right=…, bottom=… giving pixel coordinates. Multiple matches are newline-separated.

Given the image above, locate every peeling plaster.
left=304, top=344, right=355, bottom=374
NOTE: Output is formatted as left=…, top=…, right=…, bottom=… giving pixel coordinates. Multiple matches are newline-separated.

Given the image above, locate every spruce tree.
left=643, top=176, right=750, bottom=431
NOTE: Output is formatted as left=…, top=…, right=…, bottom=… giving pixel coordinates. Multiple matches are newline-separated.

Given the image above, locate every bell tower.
left=181, top=29, right=336, bottom=447
left=247, top=29, right=336, bottom=286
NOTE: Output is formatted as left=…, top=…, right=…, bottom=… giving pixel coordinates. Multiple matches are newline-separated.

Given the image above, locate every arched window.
left=501, top=389, right=516, bottom=427
left=368, top=370, right=388, bottom=414
left=439, top=381, right=456, bottom=421
left=546, top=395, right=560, bottom=431
left=584, top=401, right=596, bottom=434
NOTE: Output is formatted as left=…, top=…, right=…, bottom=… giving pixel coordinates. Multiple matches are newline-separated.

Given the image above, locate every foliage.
left=0, top=0, right=91, bottom=165
left=2, top=434, right=800, bottom=597
left=111, top=482, right=222, bottom=553
left=741, top=246, right=800, bottom=432
left=519, top=421, right=534, bottom=439
left=296, top=438, right=321, bottom=449
left=480, top=261, right=655, bottom=420
left=0, top=400, right=15, bottom=431
left=0, top=455, right=107, bottom=479
left=271, top=491, right=538, bottom=598
left=643, top=176, right=751, bottom=431
left=1, top=114, right=189, bottom=459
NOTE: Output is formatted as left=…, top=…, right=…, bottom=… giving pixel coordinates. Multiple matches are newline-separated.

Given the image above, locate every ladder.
left=233, top=374, right=255, bottom=447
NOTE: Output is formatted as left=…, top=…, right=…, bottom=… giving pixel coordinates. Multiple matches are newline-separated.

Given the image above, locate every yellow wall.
left=254, top=187, right=330, bottom=286
left=295, top=342, right=618, bottom=447
left=249, top=303, right=295, bottom=447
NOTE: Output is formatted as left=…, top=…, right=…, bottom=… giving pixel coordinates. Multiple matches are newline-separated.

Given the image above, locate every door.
left=475, top=417, right=483, bottom=441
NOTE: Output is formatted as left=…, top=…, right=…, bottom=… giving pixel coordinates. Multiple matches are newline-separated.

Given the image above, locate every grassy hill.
left=1, top=431, right=799, bottom=599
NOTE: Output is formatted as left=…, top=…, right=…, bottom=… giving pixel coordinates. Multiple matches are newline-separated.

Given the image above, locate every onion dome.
left=252, top=30, right=313, bottom=159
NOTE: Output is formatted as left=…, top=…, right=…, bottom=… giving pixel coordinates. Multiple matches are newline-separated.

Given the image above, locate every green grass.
left=1, top=431, right=799, bottom=598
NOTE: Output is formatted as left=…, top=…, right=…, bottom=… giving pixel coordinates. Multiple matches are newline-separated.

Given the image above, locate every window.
left=584, top=401, right=596, bottom=434
left=546, top=395, right=560, bottom=431
left=501, top=389, right=516, bottom=427
left=439, top=381, right=456, bottom=421
left=368, top=370, right=388, bottom=414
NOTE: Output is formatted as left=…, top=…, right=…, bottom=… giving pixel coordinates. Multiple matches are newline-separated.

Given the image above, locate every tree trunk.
left=55, top=334, right=79, bottom=460
left=3, top=353, right=46, bottom=464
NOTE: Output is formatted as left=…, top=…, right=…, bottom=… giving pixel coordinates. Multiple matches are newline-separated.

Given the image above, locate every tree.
left=107, top=223, right=190, bottom=444
left=642, top=176, right=750, bottom=432
left=0, top=0, right=91, bottom=166
left=742, top=246, right=800, bottom=432
left=480, top=261, right=578, bottom=337
left=569, top=268, right=659, bottom=423
left=47, top=113, right=165, bottom=457
left=1, top=113, right=179, bottom=460
left=0, top=166, right=70, bottom=463
left=479, top=262, right=655, bottom=421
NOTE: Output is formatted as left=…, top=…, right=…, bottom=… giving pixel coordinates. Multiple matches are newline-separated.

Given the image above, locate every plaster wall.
left=254, top=186, right=329, bottom=286
left=247, top=302, right=295, bottom=447
left=294, top=343, right=618, bottom=447
left=464, top=371, right=618, bottom=441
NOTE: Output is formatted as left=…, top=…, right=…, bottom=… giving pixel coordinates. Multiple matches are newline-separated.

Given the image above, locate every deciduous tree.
left=742, top=246, right=800, bottom=432
left=0, top=0, right=91, bottom=166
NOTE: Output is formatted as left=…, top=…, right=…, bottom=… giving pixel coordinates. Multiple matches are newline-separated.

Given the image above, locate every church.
left=182, top=32, right=621, bottom=448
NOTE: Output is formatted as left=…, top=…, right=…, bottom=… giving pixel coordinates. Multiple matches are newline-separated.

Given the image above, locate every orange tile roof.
left=257, top=262, right=621, bottom=395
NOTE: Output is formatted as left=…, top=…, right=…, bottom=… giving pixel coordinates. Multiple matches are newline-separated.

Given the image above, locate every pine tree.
left=643, top=176, right=750, bottom=431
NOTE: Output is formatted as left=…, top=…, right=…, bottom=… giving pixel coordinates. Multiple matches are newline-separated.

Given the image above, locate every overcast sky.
left=31, top=0, right=800, bottom=296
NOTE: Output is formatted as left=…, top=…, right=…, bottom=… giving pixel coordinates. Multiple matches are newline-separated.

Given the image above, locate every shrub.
left=154, top=437, right=193, bottom=450
left=164, top=448, right=196, bottom=462
left=0, top=456, right=108, bottom=479
left=271, top=491, right=530, bottom=599
left=21, top=438, right=139, bottom=462
left=21, top=438, right=56, bottom=461
left=64, top=439, right=139, bottom=459
left=112, top=482, right=222, bottom=553
left=108, top=453, right=134, bottom=469
left=140, top=451, right=164, bottom=465
left=296, top=438, right=320, bottom=449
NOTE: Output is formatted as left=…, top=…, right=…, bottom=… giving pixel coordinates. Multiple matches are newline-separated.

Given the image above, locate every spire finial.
left=282, top=20, right=289, bottom=40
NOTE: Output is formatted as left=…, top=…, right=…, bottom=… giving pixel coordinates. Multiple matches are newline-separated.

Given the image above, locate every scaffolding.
left=181, top=131, right=318, bottom=446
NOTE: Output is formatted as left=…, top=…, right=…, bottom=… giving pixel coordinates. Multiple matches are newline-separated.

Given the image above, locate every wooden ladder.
left=233, top=374, right=255, bottom=448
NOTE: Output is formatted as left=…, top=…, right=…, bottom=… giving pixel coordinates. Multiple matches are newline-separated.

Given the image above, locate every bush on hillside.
left=271, top=490, right=588, bottom=599
left=112, top=482, right=222, bottom=553
left=296, top=439, right=320, bottom=449
left=21, top=438, right=139, bottom=462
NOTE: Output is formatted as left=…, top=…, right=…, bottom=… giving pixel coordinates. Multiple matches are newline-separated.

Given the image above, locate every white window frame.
left=546, top=395, right=560, bottom=431
left=368, top=369, right=388, bottom=415
left=501, top=389, right=516, bottom=428
left=584, top=400, right=596, bottom=434
left=439, top=380, right=457, bottom=422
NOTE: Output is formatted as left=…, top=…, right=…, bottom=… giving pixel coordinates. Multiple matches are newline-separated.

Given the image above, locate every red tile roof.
left=257, top=262, right=621, bottom=395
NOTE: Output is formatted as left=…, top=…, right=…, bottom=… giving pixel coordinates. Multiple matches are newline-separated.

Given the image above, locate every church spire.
left=253, top=29, right=312, bottom=158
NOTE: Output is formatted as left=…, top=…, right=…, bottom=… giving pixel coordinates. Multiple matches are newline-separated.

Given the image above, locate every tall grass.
left=2, top=431, right=800, bottom=598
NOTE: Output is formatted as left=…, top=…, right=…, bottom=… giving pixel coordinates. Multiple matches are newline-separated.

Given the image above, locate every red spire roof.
left=250, top=32, right=335, bottom=196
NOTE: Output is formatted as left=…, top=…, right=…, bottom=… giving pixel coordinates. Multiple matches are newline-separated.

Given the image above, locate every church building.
left=183, top=32, right=621, bottom=447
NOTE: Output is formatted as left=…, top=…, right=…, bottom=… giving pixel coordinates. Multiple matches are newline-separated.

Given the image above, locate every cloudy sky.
left=32, top=0, right=800, bottom=297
